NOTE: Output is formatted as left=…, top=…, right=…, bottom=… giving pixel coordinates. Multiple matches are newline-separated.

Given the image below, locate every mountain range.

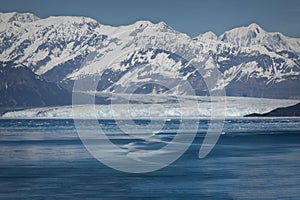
left=0, top=12, right=300, bottom=110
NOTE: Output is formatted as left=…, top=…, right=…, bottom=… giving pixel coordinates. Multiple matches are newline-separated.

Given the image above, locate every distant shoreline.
left=245, top=102, right=300, bottom=117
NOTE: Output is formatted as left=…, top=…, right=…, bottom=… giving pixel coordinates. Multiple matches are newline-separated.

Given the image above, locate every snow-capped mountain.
left=0, top=12, right=300, bottom=99
left=220, top=23, right=300, bottom=55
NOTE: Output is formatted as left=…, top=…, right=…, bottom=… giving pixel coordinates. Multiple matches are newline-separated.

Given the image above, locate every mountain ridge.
left=245, top=102, right=300, bottom=117
left=0, top=60, right=72, bottom=112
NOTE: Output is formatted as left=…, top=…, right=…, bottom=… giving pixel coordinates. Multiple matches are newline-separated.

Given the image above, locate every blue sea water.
left=0, top=118, right=300, bottom=199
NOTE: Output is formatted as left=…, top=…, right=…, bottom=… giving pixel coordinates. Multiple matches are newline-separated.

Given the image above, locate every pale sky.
left=0, top=0, right=299, bottom=38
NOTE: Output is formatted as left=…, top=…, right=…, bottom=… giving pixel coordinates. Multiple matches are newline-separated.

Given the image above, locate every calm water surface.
left=0, top=118, right=300, bottom=199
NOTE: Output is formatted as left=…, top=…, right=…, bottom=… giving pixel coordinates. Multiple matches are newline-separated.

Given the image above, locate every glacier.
left=1, top=96, right=299, bottom=119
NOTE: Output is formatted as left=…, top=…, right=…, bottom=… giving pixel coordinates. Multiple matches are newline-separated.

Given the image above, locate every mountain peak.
left=246, top=23, right=264, bottom=34
left=43, top=15, right=100, bottom=25
left=133, top=20, right=154, bottom=27
left=0, top=12, right=40, bottom=23
left=195, top=31, right=218, bottom=40
left=247, top=23, right=262, bottom=29
left=129, top=20, right=174, bottom=34
left=156, top=21, right=174, bottom=32
left=157, top=21, right=168, bottom=28
left=219, top=23, right=268, bottom=46
left=218, top=22, right=300, bottom=55
left=221, top=23, right=265, bottom=38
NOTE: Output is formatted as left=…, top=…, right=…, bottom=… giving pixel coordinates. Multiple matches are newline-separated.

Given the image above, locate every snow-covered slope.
left=220, top=23, right=300, bottom=55
left=0, top=12, right=300, bottom=98
left=0, top=12, right=109, bottom=81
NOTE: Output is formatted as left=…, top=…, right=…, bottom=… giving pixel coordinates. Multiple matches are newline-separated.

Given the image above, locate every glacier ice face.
left=1, top=96, right=299, bottom=119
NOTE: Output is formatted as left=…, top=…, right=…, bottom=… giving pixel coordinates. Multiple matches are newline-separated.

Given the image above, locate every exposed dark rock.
left=0, top=61, right=72, bottom=111
left=245, top=102, right=300, bottom=117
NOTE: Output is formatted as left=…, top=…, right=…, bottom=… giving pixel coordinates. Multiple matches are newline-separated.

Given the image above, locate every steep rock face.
left=0, top=12, right=300, bottom=99
left=0, top=61, right=71, bottom=110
